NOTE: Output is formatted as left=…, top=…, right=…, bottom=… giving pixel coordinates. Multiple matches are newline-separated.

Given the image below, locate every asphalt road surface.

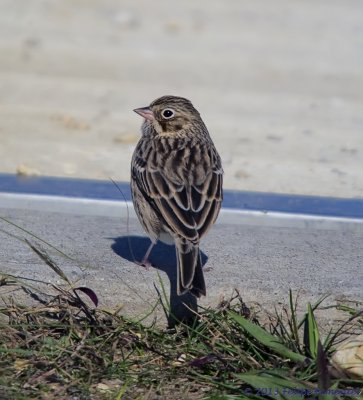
left=1, top=193, right=361, bottom=325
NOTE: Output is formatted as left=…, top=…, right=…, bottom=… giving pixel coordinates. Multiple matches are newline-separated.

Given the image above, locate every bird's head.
left=133, top=95, right=202, bottom=136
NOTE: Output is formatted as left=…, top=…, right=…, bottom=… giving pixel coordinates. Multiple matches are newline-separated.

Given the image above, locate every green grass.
left=0, top=224, right=362, bottom=399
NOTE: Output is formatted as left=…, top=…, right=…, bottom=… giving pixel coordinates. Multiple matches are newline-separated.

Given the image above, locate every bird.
left=131, top=95, right=223, bottom=298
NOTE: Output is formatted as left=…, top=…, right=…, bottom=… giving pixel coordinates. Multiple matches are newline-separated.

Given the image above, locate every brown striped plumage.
left=131, top=95, right=223, bottom=297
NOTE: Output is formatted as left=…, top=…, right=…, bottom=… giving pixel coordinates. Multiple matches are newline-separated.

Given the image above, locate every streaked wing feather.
left=150, top=171, right=170, bottom=197
left=197, top=199, right=220, bottom=238
left=191, top=185, right=206, bottom=212
left=157, top=198, right=198, bottom=240
left=174, top=186, right=190, bottom=210
left=133, top=144, right=223, bottom=242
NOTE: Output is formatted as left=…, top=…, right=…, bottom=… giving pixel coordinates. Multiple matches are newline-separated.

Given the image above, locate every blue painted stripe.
left=0, top=173, right=362, bottom=219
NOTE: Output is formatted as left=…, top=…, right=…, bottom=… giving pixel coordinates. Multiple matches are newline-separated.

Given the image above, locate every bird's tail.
left=176, top=241, right=206, bottom=298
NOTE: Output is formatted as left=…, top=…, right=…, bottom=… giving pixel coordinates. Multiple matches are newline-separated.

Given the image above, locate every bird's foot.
left=136, top=259, right=153, bottom=270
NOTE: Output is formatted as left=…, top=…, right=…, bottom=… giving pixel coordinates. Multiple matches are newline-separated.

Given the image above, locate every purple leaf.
left=74, top=287, right=99, bottom=307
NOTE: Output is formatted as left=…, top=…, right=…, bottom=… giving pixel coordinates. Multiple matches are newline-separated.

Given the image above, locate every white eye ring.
left=161, top=108, right=175, bottom=119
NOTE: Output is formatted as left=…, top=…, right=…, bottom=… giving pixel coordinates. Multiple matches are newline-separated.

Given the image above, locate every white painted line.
left=1, top=192, right=362, bottom=232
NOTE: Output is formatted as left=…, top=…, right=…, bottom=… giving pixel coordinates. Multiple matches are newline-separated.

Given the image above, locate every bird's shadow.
left=111, top=236, right=208, bottom=327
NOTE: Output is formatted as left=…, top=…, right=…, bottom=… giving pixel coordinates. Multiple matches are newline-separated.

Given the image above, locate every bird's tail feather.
left=176, top=242, right=206, bottom=298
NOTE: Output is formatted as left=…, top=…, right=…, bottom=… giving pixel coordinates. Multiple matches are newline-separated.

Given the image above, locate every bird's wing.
left=132, top=143, right=223, bottom=242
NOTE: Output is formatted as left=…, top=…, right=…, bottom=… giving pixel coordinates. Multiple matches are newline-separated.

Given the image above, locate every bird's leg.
left=136, top=241, right=155, bottom=270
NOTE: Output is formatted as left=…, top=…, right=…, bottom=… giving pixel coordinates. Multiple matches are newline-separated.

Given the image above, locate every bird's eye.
left=161, top=108, right=175, bottom=119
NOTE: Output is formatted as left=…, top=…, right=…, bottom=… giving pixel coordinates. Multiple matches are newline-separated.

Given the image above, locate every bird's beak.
left=133, top=107, right=154, bottom=121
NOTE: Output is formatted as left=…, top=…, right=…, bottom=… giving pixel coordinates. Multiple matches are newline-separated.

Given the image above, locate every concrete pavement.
left=1, top=189, right=361, bottom=325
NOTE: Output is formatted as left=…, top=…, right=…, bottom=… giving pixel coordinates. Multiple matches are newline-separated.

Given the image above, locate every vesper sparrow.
left=131, top=95, right=223, bottom=297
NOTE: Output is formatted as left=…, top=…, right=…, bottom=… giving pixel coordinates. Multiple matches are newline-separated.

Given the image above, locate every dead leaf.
left=332, top=333, right=363, bottom=378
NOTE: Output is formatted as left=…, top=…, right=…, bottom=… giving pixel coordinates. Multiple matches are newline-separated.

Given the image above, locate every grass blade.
left=304, top=303, right=320, bottom=359
left=316, top=340, right=331, bottom=396
left=234, top=371, right=312, bottom=397
left=229, top=312, right=307, bottom=363
left=297, top=294, right=330, bottom=329
left=25, top=240, right=71, bottom=285
left=289, top=289, right=300, bottom=349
